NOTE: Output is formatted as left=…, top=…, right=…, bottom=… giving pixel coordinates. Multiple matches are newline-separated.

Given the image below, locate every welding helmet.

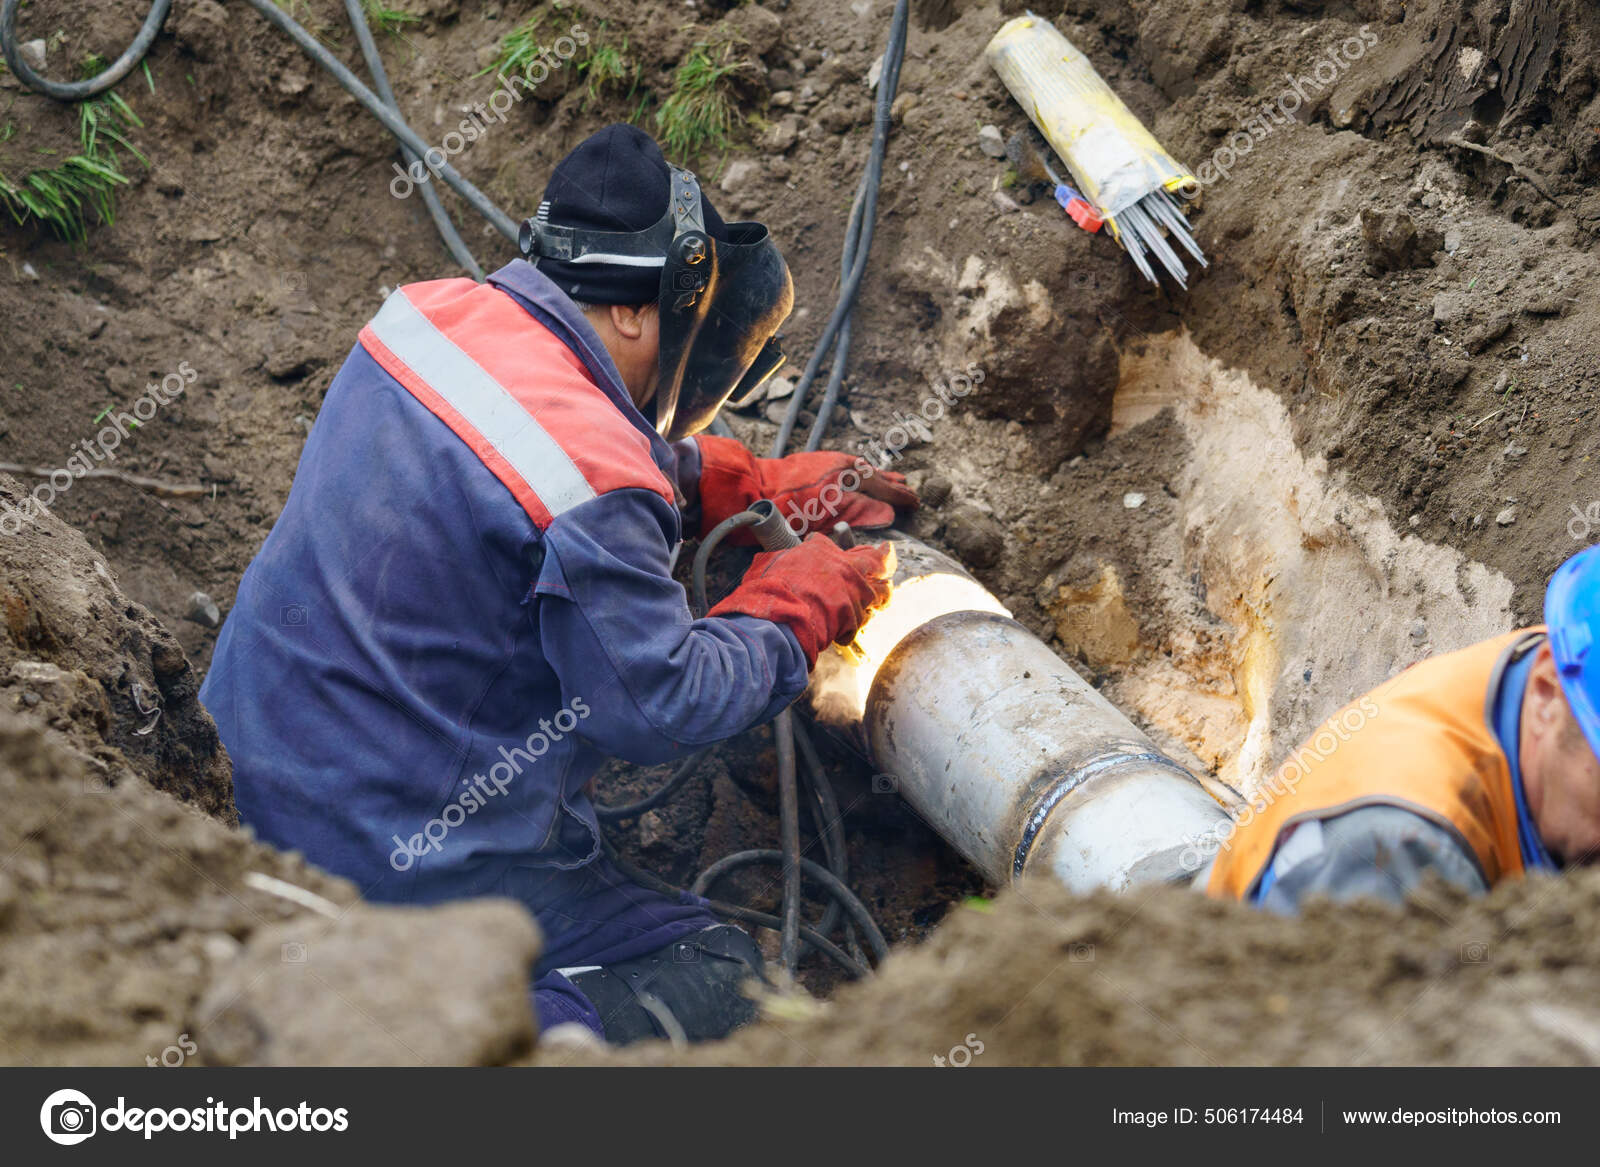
left=521, top=163, right=793, bottom=440
left=1546, top=545, right=1600, bottom=760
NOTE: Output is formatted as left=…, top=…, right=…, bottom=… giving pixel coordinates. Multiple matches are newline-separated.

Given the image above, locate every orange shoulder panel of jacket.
left=397, top=278, right=674, bottom=505
left=1205, top=629, right=1539, bottom=900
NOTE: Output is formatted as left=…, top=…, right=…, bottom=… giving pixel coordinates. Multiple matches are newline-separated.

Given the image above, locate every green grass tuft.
left=655, top=39, right=748, bottom=158
left=0, top=63, right=146, bottom=242
left=477, top=9, right=552, bottom=79
left=578, top=27, right=638, bottom=109
left=363, top=0, right=421, bottom=37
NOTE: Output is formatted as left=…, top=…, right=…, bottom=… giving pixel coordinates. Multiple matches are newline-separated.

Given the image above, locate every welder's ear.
left=609, top=302, right=658, bottom=341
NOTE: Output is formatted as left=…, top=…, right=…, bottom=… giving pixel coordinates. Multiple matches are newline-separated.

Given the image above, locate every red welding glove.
left=709, top=535, right=896, bottom=668
left=693, top=434, right=918, bottom=543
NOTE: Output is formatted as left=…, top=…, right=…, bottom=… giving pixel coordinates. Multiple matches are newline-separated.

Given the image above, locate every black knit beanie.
left=534, top=123, right=731, bottom=306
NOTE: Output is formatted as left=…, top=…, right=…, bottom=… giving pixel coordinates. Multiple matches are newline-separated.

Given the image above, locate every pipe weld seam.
left=1011, top=750, right=1197, bottom=881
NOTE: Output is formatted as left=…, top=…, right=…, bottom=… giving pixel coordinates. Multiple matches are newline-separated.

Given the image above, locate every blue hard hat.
left=1545, top=545, right=1600, bottom=758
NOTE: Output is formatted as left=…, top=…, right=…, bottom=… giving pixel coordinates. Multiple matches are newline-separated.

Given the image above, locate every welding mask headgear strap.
left=521, top=166, right=792, bottom=440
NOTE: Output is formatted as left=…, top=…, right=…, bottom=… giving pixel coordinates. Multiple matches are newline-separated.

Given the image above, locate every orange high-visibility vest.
left=1207, top=629, right=1542, bottom=900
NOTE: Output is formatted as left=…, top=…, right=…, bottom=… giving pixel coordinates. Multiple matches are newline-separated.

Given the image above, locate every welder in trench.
left=1202, top=546, right=1600, bottom=911
left=201, top=125, right=918, bottom=1045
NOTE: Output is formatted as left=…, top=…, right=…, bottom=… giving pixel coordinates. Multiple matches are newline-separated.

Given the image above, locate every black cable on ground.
left=601, top=836, right=869, bottom=979
left=341, top=0, right=484, bottom=279
left=791, top=716, right=867, bottom=968
left=773, top=708, right=803, bottom=974
left=691, top=849, right=890, bottom=964
left=0, top=0, right=171, bottom=101
left=242, top=0, right=519, bottom=243
left=593, top=748, right=711, bottom=822
left=772, top=0, right=911, bottom=458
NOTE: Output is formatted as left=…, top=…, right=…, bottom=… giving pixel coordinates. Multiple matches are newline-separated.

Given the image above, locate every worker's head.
left=522, top=124, right=794, bottom=439
left=1523, top=547, right=1600, bottom=864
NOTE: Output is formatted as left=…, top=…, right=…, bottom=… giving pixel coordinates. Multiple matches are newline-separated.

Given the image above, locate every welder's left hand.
left=694, top=434, right=918, bottom=543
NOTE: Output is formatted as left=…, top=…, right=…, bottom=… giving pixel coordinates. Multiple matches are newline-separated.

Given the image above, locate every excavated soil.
left=2, top=0, right=1600, bottom=1063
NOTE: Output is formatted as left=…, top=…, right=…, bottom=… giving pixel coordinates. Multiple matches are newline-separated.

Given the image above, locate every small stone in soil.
left=186, top=592, right=222, bottom=628
left=943, top=503, right=1005, bottom=568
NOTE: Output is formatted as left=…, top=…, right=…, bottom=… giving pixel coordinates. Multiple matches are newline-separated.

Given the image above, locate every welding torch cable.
left=1, top=0, right=521, bottom=248
left=593, top=748, right=713, bottom=823
left=773, top=709, right=804, bottom=973
left=594, top=510, right=764, bottom=823
left=600, top=836, right=870, bottom=980
left=691, top=511, right=765, bottom=615
left=692, top=509, right=807, bottom=972
left=690, top=850, right=891, bottom=964
left=790, top=716, right=865, bottom=966
left=688, top=508, right=888, bottom=971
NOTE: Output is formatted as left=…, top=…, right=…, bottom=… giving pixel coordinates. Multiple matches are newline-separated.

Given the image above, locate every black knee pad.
left=564, top=925, right=767, bottom=1046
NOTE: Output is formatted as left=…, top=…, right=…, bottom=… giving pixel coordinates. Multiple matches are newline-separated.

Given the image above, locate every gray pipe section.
left=810, top=536, right=1228, bottom=892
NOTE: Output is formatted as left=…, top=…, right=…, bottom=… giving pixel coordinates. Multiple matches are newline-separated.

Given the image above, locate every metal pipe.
left=808, top=535, right=1228, bottom=892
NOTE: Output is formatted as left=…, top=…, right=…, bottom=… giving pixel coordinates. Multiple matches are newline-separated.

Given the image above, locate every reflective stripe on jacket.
left=1207, top=629, right=1538, bottom=900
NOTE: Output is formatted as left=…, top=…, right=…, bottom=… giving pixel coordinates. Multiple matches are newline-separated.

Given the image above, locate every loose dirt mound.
left=560, top=872, right=1600, bottom=1066
left=1, top=470, right=232, bottom=818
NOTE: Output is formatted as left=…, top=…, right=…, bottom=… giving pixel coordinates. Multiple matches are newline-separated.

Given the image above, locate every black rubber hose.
left=691, top=849, right=890, bottom=963
left=0, top=0, right=171, bottom=101
left=773, top=709, right=803, bottom=974
left=791, top=716, right=865, bottom=965
left=602, top=836, right=869, bottom=979
left=803, top=179, right=869, bottom=453
left=341, top=0, right=483, bottom=280
left=771, top=0, right=911, bottom=458
left=593, top=747, right=710, bottom=822
left=692, top=508, right=807, bottom=973
left=691, top=510, right=762, bottom=615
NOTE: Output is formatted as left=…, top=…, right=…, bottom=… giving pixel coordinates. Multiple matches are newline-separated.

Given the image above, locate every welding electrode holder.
left=746, top=499, right=803, bottom=553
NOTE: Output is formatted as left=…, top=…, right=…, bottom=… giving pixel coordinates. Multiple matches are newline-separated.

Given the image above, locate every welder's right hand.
left=709, top=535, right=896, bottom=668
